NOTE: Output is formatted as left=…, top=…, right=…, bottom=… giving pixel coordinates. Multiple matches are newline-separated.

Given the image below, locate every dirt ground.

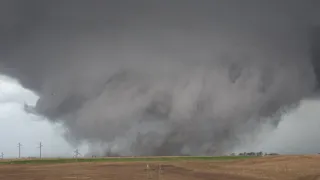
left=0, top=155, right=319, bottom=180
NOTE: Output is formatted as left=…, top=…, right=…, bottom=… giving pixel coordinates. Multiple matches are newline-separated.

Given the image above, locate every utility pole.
left=38, top=142, right=43, bottom=159
left=17, top=143, right=22, bottom=158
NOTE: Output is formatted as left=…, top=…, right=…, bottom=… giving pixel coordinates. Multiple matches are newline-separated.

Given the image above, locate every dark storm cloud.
left=1, top=0, right=320, bottom=155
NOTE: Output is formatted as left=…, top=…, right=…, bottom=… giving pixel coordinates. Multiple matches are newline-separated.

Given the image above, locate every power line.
left=38, top=142, right=43, bottom=159
left=17, top=143, right=22, bottom=158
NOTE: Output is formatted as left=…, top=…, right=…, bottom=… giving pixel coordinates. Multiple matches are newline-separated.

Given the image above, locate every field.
left=0, top=155, right=319, bottom=180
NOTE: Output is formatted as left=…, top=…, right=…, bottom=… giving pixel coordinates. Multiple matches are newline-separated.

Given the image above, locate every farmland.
left=0, top=155, right=319, bottom=180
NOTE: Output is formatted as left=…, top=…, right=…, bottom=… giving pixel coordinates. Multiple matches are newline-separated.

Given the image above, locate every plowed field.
left=0, top=155, right=319, bottom=180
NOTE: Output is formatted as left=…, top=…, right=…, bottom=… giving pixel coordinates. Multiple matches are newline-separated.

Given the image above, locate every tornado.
left=1, top=0, right=320, bottom=156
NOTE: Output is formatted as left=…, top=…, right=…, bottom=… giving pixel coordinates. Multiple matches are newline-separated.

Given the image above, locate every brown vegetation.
left=0, top=155, right=319, bottom=180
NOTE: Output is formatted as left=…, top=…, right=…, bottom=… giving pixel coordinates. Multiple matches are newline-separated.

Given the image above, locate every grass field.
left=0, top=155, right=319, bottom=180
left=0, top=155, right=254, bottom=164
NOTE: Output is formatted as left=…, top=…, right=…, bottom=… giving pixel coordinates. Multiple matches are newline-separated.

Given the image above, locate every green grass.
left=0, top=156, right=257, bottom=165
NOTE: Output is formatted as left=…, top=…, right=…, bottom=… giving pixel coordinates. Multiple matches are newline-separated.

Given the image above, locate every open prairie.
left=0, top=155, right=319, bottom=180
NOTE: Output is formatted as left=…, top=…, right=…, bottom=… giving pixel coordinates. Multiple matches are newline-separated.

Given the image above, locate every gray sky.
left=1, top=75, right=320, bottom=157
left=235, top=99, right=320, bottom=154
left=269, top=100, right=320, bottom=154
left=1, top=1, right=320, bottom=156
left=0, top=75, right=87, bottom=158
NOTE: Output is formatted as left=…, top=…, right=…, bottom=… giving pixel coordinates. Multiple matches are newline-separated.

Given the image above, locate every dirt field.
left=0, top=155, right=319, bottom=180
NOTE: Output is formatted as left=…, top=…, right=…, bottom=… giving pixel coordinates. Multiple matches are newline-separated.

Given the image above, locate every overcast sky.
left=0, top=74, right=320, bottom=158
left=236, top=99, right=320, bottom=154
left=0, top=75, right=87, bottom=158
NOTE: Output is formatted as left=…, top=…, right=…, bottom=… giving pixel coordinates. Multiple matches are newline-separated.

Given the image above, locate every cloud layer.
left=1, top=1, right=320, bottom=155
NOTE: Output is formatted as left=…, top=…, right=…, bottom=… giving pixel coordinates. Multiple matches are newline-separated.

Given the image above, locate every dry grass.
left=0, top=155, right=319, bottom=180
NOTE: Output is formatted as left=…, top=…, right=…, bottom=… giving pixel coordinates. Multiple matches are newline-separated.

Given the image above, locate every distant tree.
left=246, top=152, right=254, bottom=156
